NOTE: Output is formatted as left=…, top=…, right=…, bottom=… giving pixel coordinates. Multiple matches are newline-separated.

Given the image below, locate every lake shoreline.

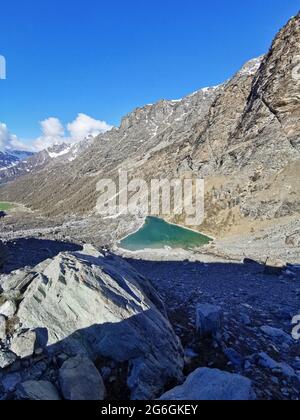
left=118, top=216, right=214, bottom=246
left=117, top=216, right=214, bottom=254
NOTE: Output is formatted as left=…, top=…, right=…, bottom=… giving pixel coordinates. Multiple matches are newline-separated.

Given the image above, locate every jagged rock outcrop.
left=0, top=245, right=184, bottom=400
left=229, top=16, right=300, bottom=161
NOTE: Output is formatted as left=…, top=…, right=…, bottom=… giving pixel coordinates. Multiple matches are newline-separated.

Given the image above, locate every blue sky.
left=0, top=0, right=299, bottom=149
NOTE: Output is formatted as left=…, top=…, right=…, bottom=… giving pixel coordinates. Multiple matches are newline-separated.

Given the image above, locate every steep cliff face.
left=225, top=14, right=300, bottom=171
left=191, top=57, right=264, bottom=175
left=0, top=14, right=299, bottom=246
left=214, top=14, right=300, bottom=230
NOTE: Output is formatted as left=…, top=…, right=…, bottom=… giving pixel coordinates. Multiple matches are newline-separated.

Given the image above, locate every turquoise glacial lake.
left=119, top=217, right=212, bottom=251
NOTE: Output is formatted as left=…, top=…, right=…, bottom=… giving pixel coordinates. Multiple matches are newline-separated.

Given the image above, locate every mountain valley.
left=0, top=13, right=299, bottom=401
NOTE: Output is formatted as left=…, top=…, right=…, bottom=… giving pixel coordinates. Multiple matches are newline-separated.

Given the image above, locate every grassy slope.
left=0, top=202, right=13, bottom=211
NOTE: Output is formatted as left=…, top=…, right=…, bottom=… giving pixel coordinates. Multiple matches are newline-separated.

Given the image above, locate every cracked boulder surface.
left=0, top=245, right=184, bottom=400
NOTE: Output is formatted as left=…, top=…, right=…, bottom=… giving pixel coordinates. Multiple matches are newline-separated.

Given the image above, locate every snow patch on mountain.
left=238, top=56, right=264, bottom=76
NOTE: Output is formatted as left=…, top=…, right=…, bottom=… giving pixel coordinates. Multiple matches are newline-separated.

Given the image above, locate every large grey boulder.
left=10, top=245, right=184, bottom=400
left=10, top=329, right=37, bottom=359
left=196, top=304, right=223, bottom=337
left=16, top=381, right=61, bottom=400
left=59, top=354, right=106, bottom=401
left=159, top=368, right=256, bottom=401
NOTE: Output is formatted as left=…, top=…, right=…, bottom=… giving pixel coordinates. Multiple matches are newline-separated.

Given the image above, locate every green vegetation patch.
left=0, top=202, right=14, bottom=211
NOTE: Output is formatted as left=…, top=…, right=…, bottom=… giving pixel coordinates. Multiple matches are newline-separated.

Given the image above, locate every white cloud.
left=0, top=123, right=12, bottom=151
left=67, top=113, right=112, bottom=142
left=0, top=123, right=32, bottom=152
left=33, top=114, right=113, bottom=151
left=33, top=117, right=66, bottom=151
left=0, top=114, right=113, bottom=153
left=41, top=117, right=65, bottom=138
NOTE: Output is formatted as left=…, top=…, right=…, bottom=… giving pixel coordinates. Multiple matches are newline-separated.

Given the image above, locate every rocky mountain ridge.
left=0, top=150, right=34, bottom=173
left=0, top=139, right=95, bottom=183
left=0, top=14, right=299, bottom=259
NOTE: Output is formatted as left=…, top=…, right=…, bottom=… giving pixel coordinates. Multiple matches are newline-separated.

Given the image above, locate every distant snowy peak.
left=0, top=137, right=95, bottom=182
left=0, top=149, right=34, bottom=171
left=170, top=57, right=263, bottom=106
left=46, top=143, right=72, bottom=159
left=6, top=150, right=35, bottom=160
left=170, top=84, right=223, bottom=103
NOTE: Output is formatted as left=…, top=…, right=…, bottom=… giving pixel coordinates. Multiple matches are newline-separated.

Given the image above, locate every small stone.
left=224, top=348, right=244, bottom=368
left=244, top=360, right=252, bottom=370
left=10, top=329, right=37, bottom=359
left=264, top=259, right=286, bottom=275
left=0, top=300, right=17, bottom=318
left=16, top=381, right=61, bottom=400
left=0, top=350, right=17, bottom=369
left=260, top=326, right=291, bottom=343
left=59, top=354, right=106, bottom=401
left=271, top=376, right=279, bottom=385
left=240, top=314, right=251, bottom=326
left=284, top=270, right=296, bottom=279
left=292, top=357, right=300, bottom=370
left=196, top=304, right=223, bottom=337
